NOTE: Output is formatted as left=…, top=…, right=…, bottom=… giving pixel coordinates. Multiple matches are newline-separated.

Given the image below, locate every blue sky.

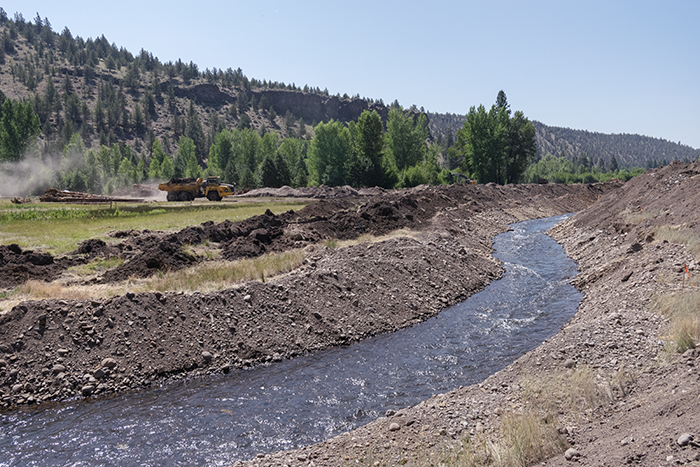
left=3, top=1, right=699, bottom=148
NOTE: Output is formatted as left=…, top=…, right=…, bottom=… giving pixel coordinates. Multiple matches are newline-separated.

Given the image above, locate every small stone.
left=12, top=384, right=23, bottom=393
left=677, top=433, right=692, bottom=447
left=564, top=448, right=580, bottom=461
left=52, top=364, right=66, bottom=374
left=243, top=295, right=252, bottom=302
left=101, top=358, right=117, bottom=369
left=389, top=422, right=401, bottom=432
left=58, top=349, right=69, bottom=356
left=81, top=385, right=94, bottom=396
left=564, top=359, right=576, bottom=369
left=385, top=409, right=396, bottom=417
left=93, top=368, right=106, bottom=380
left=0, top=359, right=6, bottom=368
left=202, top=351, right=213, bottom=362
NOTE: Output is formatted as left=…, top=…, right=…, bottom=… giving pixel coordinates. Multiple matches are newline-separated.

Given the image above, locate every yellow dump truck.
left=158, top=177, right=236, bottom=202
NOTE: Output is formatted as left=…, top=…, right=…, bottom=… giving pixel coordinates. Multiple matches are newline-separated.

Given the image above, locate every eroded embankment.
left=0, top=182, right=611, bottom=411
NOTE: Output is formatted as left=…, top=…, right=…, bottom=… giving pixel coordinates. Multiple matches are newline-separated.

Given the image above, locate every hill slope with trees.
left=429, top=116, right=700, bottom=170
left=0, top=9, right=696, bottom=198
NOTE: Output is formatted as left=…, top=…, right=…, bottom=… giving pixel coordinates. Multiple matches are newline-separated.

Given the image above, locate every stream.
left=0, top=213, right=581, bottom=466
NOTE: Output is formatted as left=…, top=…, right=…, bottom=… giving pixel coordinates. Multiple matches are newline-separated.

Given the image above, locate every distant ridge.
left=0, top=13, right=696, bottom=170
left=427, top=113, right=699, bottom=168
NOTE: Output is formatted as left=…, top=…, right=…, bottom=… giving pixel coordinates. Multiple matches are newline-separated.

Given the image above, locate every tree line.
left=521, top=153, right=645, bottom=184
left=40, top=105, right=446, bottom=195
left=2, top=89, right=552, bottom=197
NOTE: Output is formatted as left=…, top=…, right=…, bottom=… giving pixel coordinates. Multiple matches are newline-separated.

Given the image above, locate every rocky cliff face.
left=171, top=83, right=235, bottom=107
left=253, top=89, right=389, bottom=125
left=168, top=83, right=391, bottom=125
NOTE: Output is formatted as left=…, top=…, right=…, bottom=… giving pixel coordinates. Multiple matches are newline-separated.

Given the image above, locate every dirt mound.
left=101, top=183, right=610, bottom=283
left=0, top=183, right=612, bottom=290
left=71, top=239, right=123, bottom=259
left=231, top=166, right=700, bottom=466
left=0, top=244, right=76, bottom=289
left=0, top=182, right=617, bottom=411
left=240, top=185, right=364, bottom=199
left=571, top=160, right=700, bottom=237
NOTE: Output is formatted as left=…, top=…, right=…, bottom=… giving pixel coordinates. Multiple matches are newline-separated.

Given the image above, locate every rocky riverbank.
left=235, top=162, right=700, bottom=466
left=0, top=182, right=608, bottom=411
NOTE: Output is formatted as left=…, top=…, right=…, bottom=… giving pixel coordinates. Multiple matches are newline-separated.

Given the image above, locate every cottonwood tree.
left=307, top=119, right=351, bottom=186
left=346, top=110, right=385, bottom=187
left=384, top=107, right=428, bottom=172
left=455, top=91, right=536, bottom=184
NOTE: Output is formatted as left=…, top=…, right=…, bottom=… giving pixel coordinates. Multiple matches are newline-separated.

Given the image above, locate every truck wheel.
left=166, top=192, right=177, bottom=201
left=178, top=191, right=190, bottom=201
left=207, top=191, right=221, bottom=201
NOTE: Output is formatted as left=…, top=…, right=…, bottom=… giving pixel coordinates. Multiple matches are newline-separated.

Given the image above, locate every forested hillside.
left=0, top=11, right=388, bottom=161
left=0, top=9, right=696, bottom=198
left=0, top=11, right=425, bottom=196
left=428, top=115, right=700, bottom=169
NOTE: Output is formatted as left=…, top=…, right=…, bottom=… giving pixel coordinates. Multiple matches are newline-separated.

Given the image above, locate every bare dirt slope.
left=235, top=162, right=700, bottom=467
left=0, top=182, right=608, bottom=411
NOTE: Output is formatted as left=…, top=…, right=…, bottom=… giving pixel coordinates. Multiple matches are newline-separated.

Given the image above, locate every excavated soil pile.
left=236, top=162, right=700, bottom=467
left=0, top=244, right=83, bottom=289
left=0, top=182, right=612, bottom=410
left=82, top=182, right=617, bottom=284
left=0, top=183, right=615, bottom=289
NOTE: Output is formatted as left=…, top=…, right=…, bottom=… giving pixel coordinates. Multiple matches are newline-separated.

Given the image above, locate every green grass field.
left=0, top=198, right=309, bottom=254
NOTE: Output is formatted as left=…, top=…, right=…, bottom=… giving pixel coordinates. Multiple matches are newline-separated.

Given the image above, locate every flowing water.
left=0, top=214, right=581, bottom=466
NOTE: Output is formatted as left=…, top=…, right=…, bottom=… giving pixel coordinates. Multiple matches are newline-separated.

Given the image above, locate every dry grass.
left=519, top=366, right=613, bottom=424
left=136, top=229, right=421, bottom=294
left=624, top=207, right=660, bottom=225
left=0, top=251, right=305, bottom=313
left=139, top=249, right=307, bottom=293
left=0, top=280, right=126, bottom=314
left=652, top=290, right=700, bottom=353
left=653, top=225, right=700, bottom=260
left=428, top=367, right=625, bottom=467
left=0, top=229, right=424, bottom=314
left=428, top=413, right=566, bottom=467
left=496, top=410, right=569, bottom=466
